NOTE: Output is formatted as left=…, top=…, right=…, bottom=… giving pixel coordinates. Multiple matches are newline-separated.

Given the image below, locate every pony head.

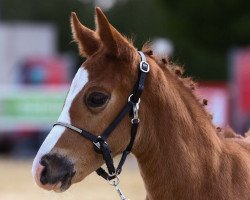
left=32, top=7, right=142, bottom=192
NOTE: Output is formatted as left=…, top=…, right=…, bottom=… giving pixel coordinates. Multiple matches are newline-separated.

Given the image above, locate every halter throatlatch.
left=53, top=51, right=149, bottom=200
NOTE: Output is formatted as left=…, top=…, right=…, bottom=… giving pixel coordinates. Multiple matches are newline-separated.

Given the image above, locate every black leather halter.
left=53, top=51, right=149, bottom=181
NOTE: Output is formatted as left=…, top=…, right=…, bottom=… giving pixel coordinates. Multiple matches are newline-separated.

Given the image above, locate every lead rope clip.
left=128, top=95, right=140, bottom=124
left=108, top=176, right=130, bottom=200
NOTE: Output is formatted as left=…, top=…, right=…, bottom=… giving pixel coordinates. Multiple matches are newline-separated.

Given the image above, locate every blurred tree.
left=156, top=0, right=250, bottom=80
left=102, top=0, right=250, bottom=80
left=107, top=0, right=166, bottom=48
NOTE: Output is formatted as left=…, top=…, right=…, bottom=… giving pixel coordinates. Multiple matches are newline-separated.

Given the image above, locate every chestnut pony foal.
left=32, top=8, right=250, bottom=200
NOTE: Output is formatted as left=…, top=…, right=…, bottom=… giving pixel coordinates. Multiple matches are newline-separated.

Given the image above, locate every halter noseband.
left=53, top=51, right=149, bottom=197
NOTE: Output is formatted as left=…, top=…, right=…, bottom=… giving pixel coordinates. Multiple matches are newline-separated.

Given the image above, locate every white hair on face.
left=32, top=67, right=88, bottom=178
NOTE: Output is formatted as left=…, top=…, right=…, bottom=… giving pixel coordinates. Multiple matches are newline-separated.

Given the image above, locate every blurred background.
left=0, top=0, right=250, bottom=199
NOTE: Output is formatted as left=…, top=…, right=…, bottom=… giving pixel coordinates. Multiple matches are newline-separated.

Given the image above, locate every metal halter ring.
left=108, top=175, right=120, bottom=186
left=131, top=118, right=140, bottom=124
left=107, top=170, right=117, bottom=178
left=128, top=94, right=141, bottom=105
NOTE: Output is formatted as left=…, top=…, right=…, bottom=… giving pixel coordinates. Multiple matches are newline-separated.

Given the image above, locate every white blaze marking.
left=32, top=67, right=88, bottom=178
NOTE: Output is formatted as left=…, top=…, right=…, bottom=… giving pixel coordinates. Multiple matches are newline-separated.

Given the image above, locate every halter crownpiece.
left=53, top=51, right=150, bottom=200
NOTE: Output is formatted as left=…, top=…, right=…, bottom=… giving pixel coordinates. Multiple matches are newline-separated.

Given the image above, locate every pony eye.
left=86, top=92, right=110, bottom=108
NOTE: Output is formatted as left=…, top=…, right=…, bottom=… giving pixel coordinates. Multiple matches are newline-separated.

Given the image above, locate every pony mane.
left=142, top=43, right=208, bottom=109
left=141, top=42, right=250, bottom=139
left=142, top=42, right=196, bottom=91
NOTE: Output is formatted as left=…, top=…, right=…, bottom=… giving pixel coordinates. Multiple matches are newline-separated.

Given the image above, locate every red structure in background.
left=18, top=56, right=70, bottom=85
left=198, top=82, right=229, bottom=127
left=198, top=48, right=250, bottom=135
left=231, top=48, right=250, bottom=134
left=235, top=49, right=250, bottom=113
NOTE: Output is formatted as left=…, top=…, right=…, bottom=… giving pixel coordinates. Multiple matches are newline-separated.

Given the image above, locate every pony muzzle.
left=33, top=154, right=75, bottom=192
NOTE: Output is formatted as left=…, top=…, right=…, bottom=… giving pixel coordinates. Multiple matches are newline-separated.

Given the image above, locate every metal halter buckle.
left=93, top=136, right=108, bottom=150
left=93, top=141, right=101, bottom=149
left=140, top=61, right=150, bottom=73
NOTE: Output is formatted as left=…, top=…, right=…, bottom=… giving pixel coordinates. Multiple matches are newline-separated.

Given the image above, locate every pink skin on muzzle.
left=33, top=163, right=62, bottom=192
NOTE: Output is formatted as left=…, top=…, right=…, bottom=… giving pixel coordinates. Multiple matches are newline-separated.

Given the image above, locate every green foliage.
left=156, top=0, right=250, bottom=80
left=106, top=0, right=166, bottom=48
left=102, top=0, right=250, bottom=80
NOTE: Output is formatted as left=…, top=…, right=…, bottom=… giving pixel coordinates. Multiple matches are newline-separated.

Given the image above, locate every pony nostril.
left=40, top=155, right=50, bottom=169
left=39, top=155, right=50, bottom=185
left=40, top=167, right=48, bottom=185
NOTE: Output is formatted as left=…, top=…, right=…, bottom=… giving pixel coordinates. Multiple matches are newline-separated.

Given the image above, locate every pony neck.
left=133, top=60, right=222, bottom=199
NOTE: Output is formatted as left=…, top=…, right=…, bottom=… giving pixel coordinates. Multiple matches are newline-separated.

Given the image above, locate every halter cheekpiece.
left=53, top=51, right=149, bottom=200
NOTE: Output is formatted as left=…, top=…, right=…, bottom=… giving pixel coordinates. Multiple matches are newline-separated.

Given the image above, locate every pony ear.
left=95, top=7, right=131, bottom=57
left=71, top=12, right=100, bottom=57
